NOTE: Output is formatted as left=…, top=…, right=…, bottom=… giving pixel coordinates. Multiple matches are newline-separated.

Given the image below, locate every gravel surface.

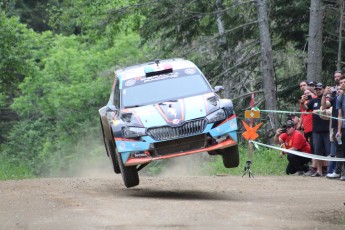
left=0, top=173, right=344, bottom=230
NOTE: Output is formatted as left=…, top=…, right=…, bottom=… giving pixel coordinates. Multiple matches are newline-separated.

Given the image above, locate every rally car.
left=99, top=58, right=239, bottom=188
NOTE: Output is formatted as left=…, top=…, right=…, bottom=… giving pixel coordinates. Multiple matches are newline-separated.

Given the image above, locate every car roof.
left=115, top=58, right=198, bottom=81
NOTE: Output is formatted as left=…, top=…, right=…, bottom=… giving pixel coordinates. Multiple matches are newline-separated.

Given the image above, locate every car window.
left=113, top=79, right=120, bottom=108
left=121, top=74, right=212, bottom=108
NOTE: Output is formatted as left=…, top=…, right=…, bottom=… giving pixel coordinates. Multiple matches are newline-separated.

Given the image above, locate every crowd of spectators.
left=274, top=71, right=345, bottom=180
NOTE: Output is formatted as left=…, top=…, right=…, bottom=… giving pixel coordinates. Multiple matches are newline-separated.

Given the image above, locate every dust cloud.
left=158, top=152, right=211, bottom=177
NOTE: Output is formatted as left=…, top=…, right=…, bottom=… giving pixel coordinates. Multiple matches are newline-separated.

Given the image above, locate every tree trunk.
left=337, top=0, right=344, bottom=71
left=307, top=0, right=324, bottom=82
left=215, top=0, right=231, bottom=99
left=256, top=0, right=279, bottom=134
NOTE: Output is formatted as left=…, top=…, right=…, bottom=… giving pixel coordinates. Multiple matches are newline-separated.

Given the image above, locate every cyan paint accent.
left=229, top=131, right=238, bottom=142
left=203, top=123, right=213, bottom=133
left=115, top=140, right=150, bottom=153
left=209, top=117, right=238, bottom=138
left=121, top=152, right=130, bottom=163
left=141, top=136, right=156, bottom=143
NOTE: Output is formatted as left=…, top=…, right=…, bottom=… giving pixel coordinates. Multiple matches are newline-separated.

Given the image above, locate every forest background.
left=1, top=0, right=344, bottom=178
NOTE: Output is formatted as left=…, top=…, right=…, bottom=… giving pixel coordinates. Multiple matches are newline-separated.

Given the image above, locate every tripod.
left=242, top=160, right=254, bottom=178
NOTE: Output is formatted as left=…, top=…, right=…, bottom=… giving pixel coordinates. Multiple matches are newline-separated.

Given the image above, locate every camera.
left=280, top=125, right=287, bottom=133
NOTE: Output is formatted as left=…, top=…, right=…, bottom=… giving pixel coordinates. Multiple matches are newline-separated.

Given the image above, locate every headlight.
left=122, top=127, right=146, bottom=138
left=206, top=109, right=226, bottom=123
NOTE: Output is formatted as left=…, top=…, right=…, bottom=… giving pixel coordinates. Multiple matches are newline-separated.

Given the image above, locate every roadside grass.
left=341, top=216, right=345, bottom=226
left=0, top=160, right=34, bottom=180
left=203, top=144, right=288, bottom=176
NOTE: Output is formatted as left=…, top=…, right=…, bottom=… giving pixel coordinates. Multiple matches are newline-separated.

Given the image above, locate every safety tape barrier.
left=258, top=109, right=345, bottom=121
left=249, top=140, right=345, bottom=162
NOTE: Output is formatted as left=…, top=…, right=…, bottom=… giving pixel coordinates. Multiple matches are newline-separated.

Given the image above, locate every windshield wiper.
left=159, top=99, right=178, bottom=105
left=124, top=105, right=141, bottom=109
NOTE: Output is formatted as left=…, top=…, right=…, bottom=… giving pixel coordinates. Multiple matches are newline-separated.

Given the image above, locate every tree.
left=256, top=0, right=279, bottom=131
left=306, top=0, right=324, bottom=82
left=0, top=10, right=39, bottom=144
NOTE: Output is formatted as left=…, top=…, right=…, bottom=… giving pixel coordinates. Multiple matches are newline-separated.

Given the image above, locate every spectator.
left=308, top=81, right=317, bottom=94
left=323, top=71, right=342, bottom=178
left=299, top=80, right=309, bottom=92
left=299, top=89, right=317, bottom=176
left=287, top=113, right=302, bottom=132
left=334, top=76, right=345, bottom=180
left=334, top=70, right=342, bottom=86
left=323, top=84, right=341, bottom=177
left=274, top=120, right=311, bottom=175
left=305, top=83, right=331, bottom=177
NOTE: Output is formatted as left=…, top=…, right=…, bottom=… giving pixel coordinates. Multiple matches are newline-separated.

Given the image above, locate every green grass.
left=341, top=215, right=345, bottom=226
left=0, top=160, right=34, bottom=180
left=203, top=144, right=288, bottom=176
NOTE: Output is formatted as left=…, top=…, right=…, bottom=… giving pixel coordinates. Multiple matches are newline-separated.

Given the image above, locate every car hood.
left=120, top=93, right=219, bottom=128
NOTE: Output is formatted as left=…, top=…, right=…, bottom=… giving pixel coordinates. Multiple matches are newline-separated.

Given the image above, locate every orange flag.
left=241, top=120, right=263, bottom=141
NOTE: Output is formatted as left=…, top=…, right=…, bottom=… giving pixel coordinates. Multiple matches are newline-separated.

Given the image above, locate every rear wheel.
left=116, top=150, right=139, bottom=188
left=220, top=145, right=239, bottom=168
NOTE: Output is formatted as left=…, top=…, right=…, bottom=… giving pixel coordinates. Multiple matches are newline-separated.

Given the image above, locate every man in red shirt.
left=274, top=120, right=311, bottom=175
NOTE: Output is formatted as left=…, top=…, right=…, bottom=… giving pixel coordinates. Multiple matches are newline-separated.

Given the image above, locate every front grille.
left=147, top=119, right=207, bottom=141
left=153, top=134, right=207, bottom=156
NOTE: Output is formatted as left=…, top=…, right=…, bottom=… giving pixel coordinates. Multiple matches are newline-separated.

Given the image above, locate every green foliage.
left=0, top=10, right=38, bottom=102
left=204, top=144, right=288, bottom=176
left=0, top=158, right=33, bottom=180
left=4, top=31, right=151, bottom=176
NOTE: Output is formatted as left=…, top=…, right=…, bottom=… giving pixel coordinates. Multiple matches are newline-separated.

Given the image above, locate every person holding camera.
left=334, top=76, right=345, bottom=180
left=305, top=83, right=331, bottom=177
left=274, top=120, right=311, bottom=175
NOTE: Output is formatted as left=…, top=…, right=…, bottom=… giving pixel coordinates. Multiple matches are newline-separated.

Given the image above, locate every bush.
left=0, top=159, right=33, bottom=180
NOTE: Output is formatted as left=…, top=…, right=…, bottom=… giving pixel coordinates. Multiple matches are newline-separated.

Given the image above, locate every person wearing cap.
left=305, top=83, right=331, bottom=177
left=308, top=81, right=317, bottom=94
left=274, top=120, right=311, bottom=175
left=287, top=113, right=302, bottom=131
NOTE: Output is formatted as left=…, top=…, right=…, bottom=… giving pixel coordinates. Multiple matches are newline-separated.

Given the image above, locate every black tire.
left=108, top=140, right=121, bottom=174
left=100, top=120, right=120, bottom=174
left=220, top=145, right=240, bottom=168
left=116, top=150, right=140, bottom=188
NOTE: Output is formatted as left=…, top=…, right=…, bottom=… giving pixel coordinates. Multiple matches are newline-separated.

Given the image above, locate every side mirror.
left=214, top=86, right=224, bottom=93
left=106, top=104, right=117, bottom=112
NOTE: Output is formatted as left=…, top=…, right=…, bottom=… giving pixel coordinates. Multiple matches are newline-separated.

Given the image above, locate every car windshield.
left=121, top=73, right=212, bottom=108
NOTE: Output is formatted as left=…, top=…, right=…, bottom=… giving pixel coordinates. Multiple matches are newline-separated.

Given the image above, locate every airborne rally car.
left=99, top=58, right=239, bottom=188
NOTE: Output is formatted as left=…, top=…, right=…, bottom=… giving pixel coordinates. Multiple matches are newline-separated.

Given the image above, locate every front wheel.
left=219, top=145, right=239, bottom=168
left=116, top=150, right=139, bottom=188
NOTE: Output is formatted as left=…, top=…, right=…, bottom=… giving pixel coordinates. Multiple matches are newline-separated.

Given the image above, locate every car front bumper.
left=115, top=115, right=238, bottom=166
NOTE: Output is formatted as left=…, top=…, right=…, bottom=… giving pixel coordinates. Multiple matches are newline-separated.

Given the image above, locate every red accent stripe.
left=125, top=138, right=237, bottom=166
left=114, top=137, right=138, bottom=142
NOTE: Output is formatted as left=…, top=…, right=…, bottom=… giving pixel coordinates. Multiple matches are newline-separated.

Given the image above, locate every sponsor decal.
left=119, top=142, right=126, bottom=150
left=167, top=107, right=177, bottom=118
left=184, top=68, right=196, bottom=74
left=132, top=152, right=147, bottom=158
left=172, top=119, right=180, bottom=125
left=125, top=79, right=136, bottom=87
left=143, top=72, right=179, bottom=83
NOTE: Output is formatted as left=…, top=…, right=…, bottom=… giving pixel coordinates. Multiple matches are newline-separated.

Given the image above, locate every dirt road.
left=0, top=173, right=344, bottom=230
